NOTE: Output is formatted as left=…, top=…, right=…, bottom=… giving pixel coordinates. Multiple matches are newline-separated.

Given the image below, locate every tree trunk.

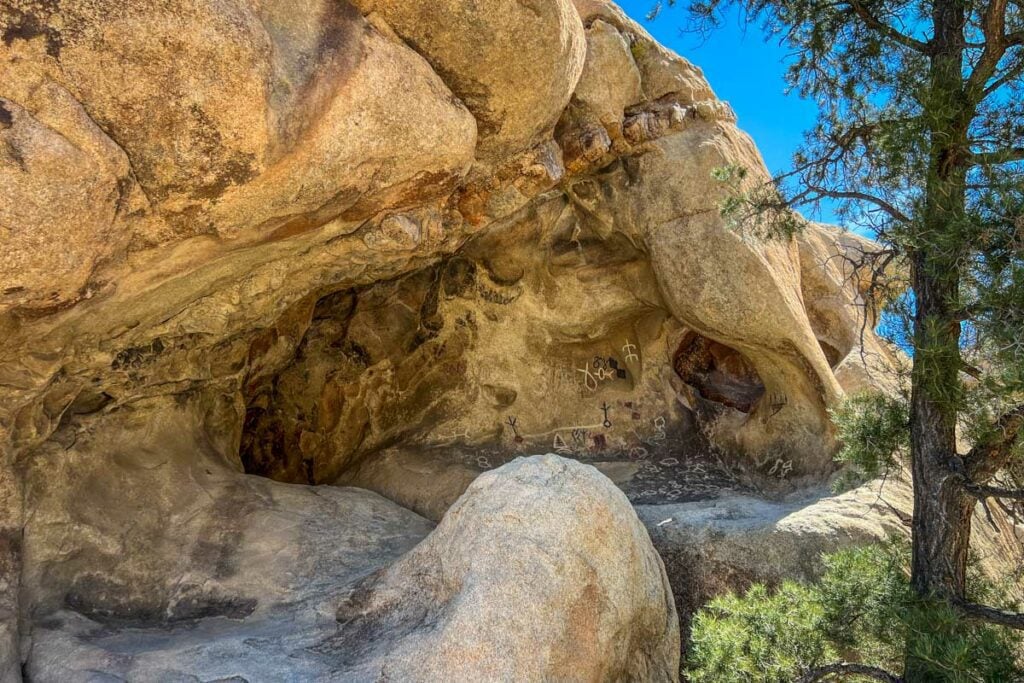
left=908, top=254, right=972, bottom=595
left=908, top=232, right=970, bottom=600
left=906, top=3, right=974, bottom=678
left=906, top=172, right=974, bottom=681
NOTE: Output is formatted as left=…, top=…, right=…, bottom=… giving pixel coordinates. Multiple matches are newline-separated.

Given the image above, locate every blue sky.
left=616, top=2, right=842, bottom=225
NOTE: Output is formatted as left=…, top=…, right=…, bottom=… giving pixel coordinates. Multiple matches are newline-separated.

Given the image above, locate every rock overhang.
left=3, top=1, right=1017, bottom=680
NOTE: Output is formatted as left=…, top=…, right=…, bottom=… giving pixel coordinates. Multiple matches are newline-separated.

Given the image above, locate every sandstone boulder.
left=21, top=433, right=680, bottom=681
left=572, top=18, right=643, bottom=141
left=327, top=454, right=681, bottom=682
left=797, top=223, right=907, bottom=396
left=617, top=123, right=844, bottom=470
left=638, top=475, right=1023, bottom=642
left=350, top=0, right=586, bottom=160
left=572, top=0, right=716, bottom=104
left=19, top=397, right=435, bottom=681
left=0, top=90, right=132, bottom=312
left=1, top=0, right=476, bottom=261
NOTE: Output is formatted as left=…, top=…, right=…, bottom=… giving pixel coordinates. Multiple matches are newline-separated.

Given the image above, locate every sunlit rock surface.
left=1, top=0, right=1020, bottom=680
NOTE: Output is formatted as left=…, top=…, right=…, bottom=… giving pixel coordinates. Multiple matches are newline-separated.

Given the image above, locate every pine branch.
left=803, top=185, right=913, bottom=223
left=953, top=598, right=1024, bottom=630
left=797, top=663, right=904, bottom=683
left=964, top=404, right=1024, bottom=481
left=844, top=1, right=932, bottom=54
left=968, top=0, right=1017, bottom=98
left=983, top=57, right=1024, bottom=97
left=959, top=362, right=985, bottom=380
left=963, top=481, right=1024, bottom=501
left=969, top=147, right=1024, bottom=166
left=766, top=117, right=917, bottom=224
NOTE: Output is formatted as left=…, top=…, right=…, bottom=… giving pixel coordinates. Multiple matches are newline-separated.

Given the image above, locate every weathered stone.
left=0, top=0, right=476, bottom=260
left=573, top=19, right=643, bottom=138
left=1, top=0, right=1020, bottom=680
left=337, top=447, right=481, bottom=522
left=0, top=90, right=132, bottom=311
left=329, top=455, right=680, bottom=682
left=19, top=397, right=436, bottom=682
left=21, top=434, right=680, bottom=681
left=797, top=223, right=908, bottom=396
left=638, top=475, right=1024, bottom=642
left=616, top=122, right=845, bottom=471
left=572, top=0, right=716, bottom=104
left=350, top=0, right=586, bottom=160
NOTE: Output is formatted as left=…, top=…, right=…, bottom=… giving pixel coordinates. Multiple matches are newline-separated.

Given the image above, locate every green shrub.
left=629, top=40, right=648, bottom=61
left=686, top=542, right=1022, bottom=682
left=688, top=582, right=834, bottom=683
left=829, top=392, right=910, bottom=491
left=816, top=542, right=908, bottom=669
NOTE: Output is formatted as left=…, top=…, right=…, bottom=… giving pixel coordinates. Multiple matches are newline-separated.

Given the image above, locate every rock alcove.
left=2, top=0, right=1021, bottom=680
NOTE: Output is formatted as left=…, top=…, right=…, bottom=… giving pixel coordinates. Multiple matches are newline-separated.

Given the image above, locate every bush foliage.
left=686, top=543, right=1022, bottom=682
left=829, top=392, right=910, bottom=492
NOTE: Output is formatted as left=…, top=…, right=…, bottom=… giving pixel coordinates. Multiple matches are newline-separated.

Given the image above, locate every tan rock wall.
left=1, top=1, right=994, bottom=679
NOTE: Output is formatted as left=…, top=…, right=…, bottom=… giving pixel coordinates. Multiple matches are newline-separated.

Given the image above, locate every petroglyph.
left=622, top=341, right=639, bottom=363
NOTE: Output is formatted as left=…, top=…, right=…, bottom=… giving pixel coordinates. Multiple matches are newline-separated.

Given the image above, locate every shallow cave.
left=238, top=288, right=364, bottom=485
left=235, top=259, right=495, bottom=489
left=232, top=267, right=748, bottom=516
left=672, top=331, right=765, bottom=413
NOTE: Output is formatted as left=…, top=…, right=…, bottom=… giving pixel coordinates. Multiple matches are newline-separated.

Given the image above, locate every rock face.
left=1, top=0, right=1020, bottom=680
left=639, top=476, right=1024, bottom=645
left=1, top=0, right=860, bottom=489
left=329, top=455, right=679, bottom=682
left=350, top=0, right=586, bottom=160
left=18, top=396, right=435, bottom=681
left=21, top=452, right=677, bottom=682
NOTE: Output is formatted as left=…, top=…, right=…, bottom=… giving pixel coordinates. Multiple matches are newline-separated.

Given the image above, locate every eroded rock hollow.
left=1, top=0, right=1020, bottom=680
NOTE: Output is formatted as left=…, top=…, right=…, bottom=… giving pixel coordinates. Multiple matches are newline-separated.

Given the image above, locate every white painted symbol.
left=553, top=434, right=572, bottom=455
left=651, top=416, right=667, bottom=443
left=577, top=365, right=599, bottom=392
left=768, top=459, right=794, bottom=478
left=622, top=341, right=639, bottom=363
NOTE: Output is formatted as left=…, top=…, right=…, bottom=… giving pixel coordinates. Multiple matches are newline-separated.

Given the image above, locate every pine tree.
left=652, top=1, right=1024, bottom=679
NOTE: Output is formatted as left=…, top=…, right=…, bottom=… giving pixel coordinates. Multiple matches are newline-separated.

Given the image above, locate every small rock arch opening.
left=817, top=339, right=844, bottom=369
left=673, top=332, right=765, bottom=414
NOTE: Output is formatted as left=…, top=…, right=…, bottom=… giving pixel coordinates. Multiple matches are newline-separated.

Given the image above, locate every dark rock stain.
left=184, top=105, right=257, bottom=200
left=111, top=337, right=166, bottom=371
left=0, top=100, right=13, bottom=129
left=263, top=0, right=367, bottom=157
left=65, top=573, right=257, bottom=626
left=1, top=7, right=64, bottom=58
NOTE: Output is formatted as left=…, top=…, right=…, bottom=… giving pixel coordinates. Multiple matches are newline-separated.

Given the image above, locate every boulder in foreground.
left=326, top=454, right=681, bottom=682
left=22, top=450, right=679, bottom=682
